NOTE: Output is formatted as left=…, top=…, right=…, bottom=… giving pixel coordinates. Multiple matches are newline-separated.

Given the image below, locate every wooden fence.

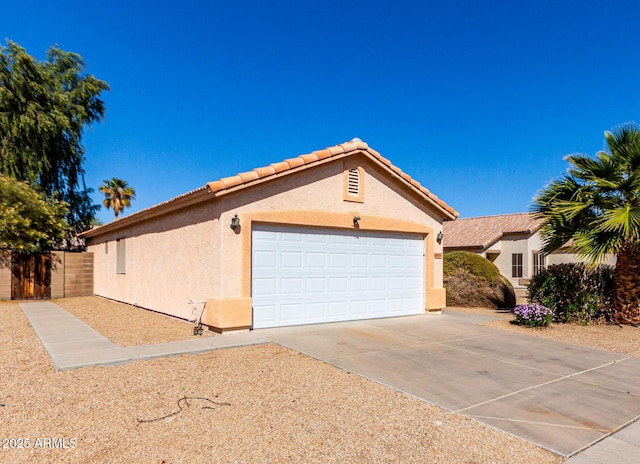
left=0, top=251, right=93, bottom=300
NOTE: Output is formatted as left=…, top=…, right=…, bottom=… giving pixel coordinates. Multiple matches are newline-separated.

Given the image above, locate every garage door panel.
left=306, top=252, right=325, bottom=267
left=329, top=301, right=348, bottom=317
left=306, top=233, right=327, bottom=243
left=389, top=276, right=404, bottom=290
left=254, top=304, right=277, bottom=324
left=406, top=255, right=422, bottom=269
left=329, top=277, right=348, bottom=292
left=281, top=277, right=302, bottom=294
left=254, top=250, right=277, bottom=267
left=253, top=277, right=277, bottom=296
left=329, top=253, right=348, bottom=268
left=282, top=232, right=303, bottom=242
left=351, top=253, right=368, bottom=267
left=306, top=302, right=326, bottom=319
left=252, top=225, right=424, bottom=329
left=371, top=276, right=387, bottom=290
left=351, top=300, right=368, bottom=315
left=389, top=255, right=405, bottom=268
left=282, top=251, right=302, bottom=268
left=406, top=276, right=422, bottom=290
left=330, top=234, right=348, bottom=244
left=306, top=277, right=326, bottom=293
left=350, top=276, right=368, bottom=292
left=281, top=303, right=303, bottom=321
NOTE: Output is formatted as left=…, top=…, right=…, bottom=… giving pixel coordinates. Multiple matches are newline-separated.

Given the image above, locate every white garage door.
left=251, top=224, right=424, bottom=329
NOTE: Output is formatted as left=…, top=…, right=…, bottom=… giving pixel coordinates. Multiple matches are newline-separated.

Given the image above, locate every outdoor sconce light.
left=436, top=231, right=443, bottom=244
left=353, top=215, right=361, bottom=226
left=230, top=214, right=240, bottom=230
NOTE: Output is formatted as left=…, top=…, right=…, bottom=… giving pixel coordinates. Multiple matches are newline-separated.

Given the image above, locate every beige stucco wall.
left=87, top=155, right=449, bottom=322
left=88, top=202, right=222, bottom=320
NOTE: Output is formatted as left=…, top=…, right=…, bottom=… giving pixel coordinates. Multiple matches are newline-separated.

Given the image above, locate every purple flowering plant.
left=513, top=304, right=553, bottom=327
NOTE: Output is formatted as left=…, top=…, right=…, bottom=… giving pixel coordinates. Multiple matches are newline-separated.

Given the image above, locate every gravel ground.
left=0, top=297, right=565, bottom=463
left=445, top=306, right=640, bottom=358
left=53, top=296, right=214, bottom=346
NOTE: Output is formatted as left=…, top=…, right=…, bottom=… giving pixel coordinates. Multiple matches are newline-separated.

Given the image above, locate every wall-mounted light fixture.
left=353, top=215, right=361, bottom=227
left=230, top=214, right=240, bottom=230
left=436, top=231, right=443, bottom=244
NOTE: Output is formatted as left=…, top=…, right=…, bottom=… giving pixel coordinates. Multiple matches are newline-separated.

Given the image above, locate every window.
left=343, top=163, right=364, bottom=202
left=532, top=251, right=545, bottom=276
left=512, top=253, right=523, bottom=278
left=116, top=239, right=126, bottom=274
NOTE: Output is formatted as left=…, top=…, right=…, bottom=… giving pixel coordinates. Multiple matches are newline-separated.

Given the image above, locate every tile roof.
left=443, top=212, right=543, bottom=250
left=81, top=138, right=457, bottom=238
left=205, top=138, right=457, bottom=218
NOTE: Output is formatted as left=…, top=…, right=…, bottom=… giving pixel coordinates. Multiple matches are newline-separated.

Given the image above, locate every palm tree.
left=99, top=178, right=136, bottom=220
left=533, top=122, right=640, bottom=325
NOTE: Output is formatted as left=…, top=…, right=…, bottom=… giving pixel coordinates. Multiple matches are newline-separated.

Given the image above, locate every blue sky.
left=3, top=1, right=639, bottom=223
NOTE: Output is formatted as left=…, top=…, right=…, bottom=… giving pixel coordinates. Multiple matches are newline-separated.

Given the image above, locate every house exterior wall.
left=547, top=250, right=617, bottom=267
left=86, top=156, right=448, bottom=323
left=487, top=233, right=538, bottom=289
left=88, top=202, right=222, bottom=320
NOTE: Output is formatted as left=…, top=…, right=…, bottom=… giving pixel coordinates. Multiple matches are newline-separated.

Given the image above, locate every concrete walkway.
left=21, top=302, right=640, bottom=461
left=20, top=301, right=265, bottom=371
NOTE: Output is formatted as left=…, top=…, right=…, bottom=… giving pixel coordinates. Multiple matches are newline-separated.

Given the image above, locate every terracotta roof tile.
left=299, top=153, right=318, bottom=163
left=284, top=157, right=305, bottom=169
left=206, top=138, right=458, bottom=218
left=327, top=145, right=345, bottom=155
left=204, top=138, right=458, bottom=218
left=339, top=140, right=358, bottom=152
left=206, top=180, right=224, bottom=191
left=254, top=166, right=276, bottom=177
left=313, top=149, right=332, bottom=160
left=220, top=175, right=243, bottom=189
left=83, top=138, right=458, bottom=238
left=443, top=213, right=543, bottom=250
left=270, top=161, right=290, bottom=173
left=237, top=171, right=260, bottom=183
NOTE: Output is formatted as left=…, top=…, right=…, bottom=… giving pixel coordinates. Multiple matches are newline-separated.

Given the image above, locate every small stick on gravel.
left=137, top=396, right=231, bottom=423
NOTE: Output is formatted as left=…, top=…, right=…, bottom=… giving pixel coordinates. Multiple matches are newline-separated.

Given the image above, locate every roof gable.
left=205, top=138, right=457, bottom=218
left=443, top=212, right=543, bottom=251
left=81, top=138, right=457, bottom=238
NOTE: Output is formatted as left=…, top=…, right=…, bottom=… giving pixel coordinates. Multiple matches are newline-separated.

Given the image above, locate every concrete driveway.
left=259, top=312, right=640, bottom=457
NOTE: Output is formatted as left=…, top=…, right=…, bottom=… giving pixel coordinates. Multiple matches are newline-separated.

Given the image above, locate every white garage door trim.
left=251, top=224, right=425, bottom=329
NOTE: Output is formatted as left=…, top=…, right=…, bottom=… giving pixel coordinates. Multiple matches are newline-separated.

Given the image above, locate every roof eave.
left=79, top=186, right=212, bottom=239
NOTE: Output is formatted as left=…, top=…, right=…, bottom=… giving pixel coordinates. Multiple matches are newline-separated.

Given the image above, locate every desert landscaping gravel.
left=6, top=297, right=626, bottom=463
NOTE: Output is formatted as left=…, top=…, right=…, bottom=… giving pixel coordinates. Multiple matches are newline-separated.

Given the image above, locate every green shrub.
left=527, top=263, right=614, bottom=323
left=444, top=251, right=515, bottom=309
left=443, top=251, right=502, bottom=284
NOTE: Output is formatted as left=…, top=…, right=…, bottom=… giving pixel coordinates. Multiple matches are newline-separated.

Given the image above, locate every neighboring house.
left=443, top=212, right=616, bottom=303
left=80, top=138, right=458, bottom=332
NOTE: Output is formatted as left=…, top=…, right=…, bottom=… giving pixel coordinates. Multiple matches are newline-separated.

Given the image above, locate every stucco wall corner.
left=426, top=287, right=446, bottom=312
left=203, top=297, right=252, bottom=333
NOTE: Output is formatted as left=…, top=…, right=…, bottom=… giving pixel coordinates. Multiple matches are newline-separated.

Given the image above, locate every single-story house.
left=443, top=212, right=616, bottom=303
left=81, top=138, right=458, bottom=332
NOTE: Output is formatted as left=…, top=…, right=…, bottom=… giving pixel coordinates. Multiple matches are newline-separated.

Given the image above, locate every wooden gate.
left=11, top=253, right=52, bottom=300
